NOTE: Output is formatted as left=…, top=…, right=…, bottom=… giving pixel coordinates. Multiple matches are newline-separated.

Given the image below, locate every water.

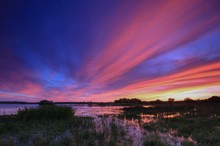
left=0, top=104, right=179, bottom=120
left=69, top=104, right=126, bottom=117
left=0, top=104, right=126, bottom=117
left=0, top=104, right=38, bottom=115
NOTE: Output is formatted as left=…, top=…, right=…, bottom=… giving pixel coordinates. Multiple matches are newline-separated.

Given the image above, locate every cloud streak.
left=0, top=0, right=220, bottom=101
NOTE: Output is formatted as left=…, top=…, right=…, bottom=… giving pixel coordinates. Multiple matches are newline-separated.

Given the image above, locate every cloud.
left=0, top=0, right=220, bottom=101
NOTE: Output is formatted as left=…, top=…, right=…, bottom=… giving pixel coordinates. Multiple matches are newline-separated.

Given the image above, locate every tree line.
left=114, top=96, right=220, bottom=104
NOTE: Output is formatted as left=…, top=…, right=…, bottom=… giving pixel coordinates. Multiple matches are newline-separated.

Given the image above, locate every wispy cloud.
left=0, top=0, right=220, bottom=101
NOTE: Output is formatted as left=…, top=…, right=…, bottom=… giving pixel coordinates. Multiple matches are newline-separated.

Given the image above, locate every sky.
left=0, top=0, right=220, bottom=102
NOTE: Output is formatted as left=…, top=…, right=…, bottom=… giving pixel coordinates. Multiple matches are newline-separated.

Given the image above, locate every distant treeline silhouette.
left=39, top=100, right=54, bottom=106
left=114, top=96, right=220, bottom=104
left=114, top=98, right=142, bottom=104
left=0, top=96, right=219, bottom=105
left=205, top=96, right=220, bottom=103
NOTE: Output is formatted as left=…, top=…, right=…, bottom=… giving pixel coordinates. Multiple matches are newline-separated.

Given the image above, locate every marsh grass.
left=156, top=116, right=220, bottom=145
left=143, top=134, right=166, bottom=146
left=0, top=115, right=102, bottom=146
left=17, top=105, right=74, bottom=121
left=123, top=103, right=220, bottom=146
left=0, top=105, right=102, bottom=146
left=0, top=105, right=134, bottom=146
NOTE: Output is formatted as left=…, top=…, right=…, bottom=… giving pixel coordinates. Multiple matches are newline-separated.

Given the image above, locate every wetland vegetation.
left=0, top=97, right=220, bottom=146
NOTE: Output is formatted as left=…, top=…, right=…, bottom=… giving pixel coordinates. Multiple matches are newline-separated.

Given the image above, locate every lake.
left=0, top=104, right=127, bottom=117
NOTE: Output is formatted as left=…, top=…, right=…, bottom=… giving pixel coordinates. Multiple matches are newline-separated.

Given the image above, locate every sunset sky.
left=0, top=0, right=220, bottom=102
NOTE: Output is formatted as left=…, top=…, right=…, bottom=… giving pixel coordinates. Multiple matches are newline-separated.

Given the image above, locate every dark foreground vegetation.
left=121, top=102, right=220, bottom=146
left=0, top=97, right=220, bottom=146
left=114, top=96, right=220, bottom=105
left=0, top=104, right=136, bottom=146
left=18, top=105, right=73, bottom=121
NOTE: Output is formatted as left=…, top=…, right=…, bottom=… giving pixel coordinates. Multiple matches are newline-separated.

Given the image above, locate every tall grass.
left=143, top=134, right=166, bottom=146
left=17, top=105, right=74, bottom=121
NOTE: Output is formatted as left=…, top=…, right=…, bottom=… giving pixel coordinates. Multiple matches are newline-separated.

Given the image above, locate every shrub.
left=168, top=98, right=175, bottom=103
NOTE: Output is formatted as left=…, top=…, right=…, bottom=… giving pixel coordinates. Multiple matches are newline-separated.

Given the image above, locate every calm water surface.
left=0, top=104, right=127, bottom=117
left=0, top=104, right=176, bottom=119
left=0, top=104, right=38, bottom=115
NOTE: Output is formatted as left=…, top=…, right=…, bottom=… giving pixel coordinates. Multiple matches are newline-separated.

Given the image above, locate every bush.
left=18, top=105, right=74, bottom=121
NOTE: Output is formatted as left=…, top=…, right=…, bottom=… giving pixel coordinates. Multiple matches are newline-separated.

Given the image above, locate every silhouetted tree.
left=168, top=98, right=175, bottom=103
left=207, top=96, right=220, bottom=103
left=154, top=99, right=163, bottom=104
left=184, top=97, right=194, bottom=103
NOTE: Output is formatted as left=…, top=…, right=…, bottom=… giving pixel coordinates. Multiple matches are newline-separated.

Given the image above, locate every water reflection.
left=140, top=114, right=156, bottom=123
left=71, top=105, right=126, bottom=117
left=0, top=104, right=38, bottom=115
left=0, top=104, right=182, bottom=122
left=94, top=115, right=188, bottom=146
left=94, top=116, right=143, bottom=146
left=0, top=104, right=127, bottom=117
left=163, top=112, right=180, bottom=118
